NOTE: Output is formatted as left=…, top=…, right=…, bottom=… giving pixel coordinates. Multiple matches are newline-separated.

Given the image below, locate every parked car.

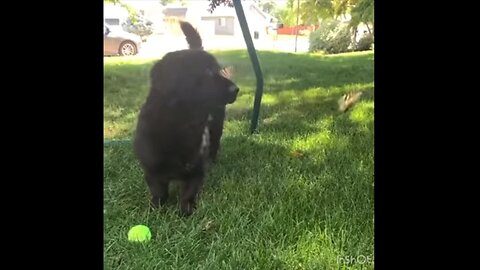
left=104, top=25, right=142, bottom=56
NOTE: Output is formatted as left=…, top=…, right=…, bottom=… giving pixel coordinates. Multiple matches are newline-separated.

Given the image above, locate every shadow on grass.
left=104, top=50, right=373, bottom=138
left=104, top=106, right=373, bottom=258
left=217, top=50, right=374, bottom=92
left=209, top=119, right=373, bottom=262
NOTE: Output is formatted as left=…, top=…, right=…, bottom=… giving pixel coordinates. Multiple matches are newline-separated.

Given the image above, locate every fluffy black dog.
left=134, top=21, right=239, bottom=216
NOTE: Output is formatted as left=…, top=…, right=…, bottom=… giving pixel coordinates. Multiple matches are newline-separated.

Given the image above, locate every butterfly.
left=338, top=91, right=363, bottom=112
left=219, top=66, right=235, bottom=79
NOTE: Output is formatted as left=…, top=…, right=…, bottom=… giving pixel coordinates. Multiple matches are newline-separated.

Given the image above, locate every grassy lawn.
left=104, top=50, right=374, bottom=269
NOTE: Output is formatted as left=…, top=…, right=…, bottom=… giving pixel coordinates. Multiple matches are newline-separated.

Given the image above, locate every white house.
left=180, top=0, right=277, bottom=39
left=104, top=3, right=129, bottom=30
left=106, top=0, right=278, bottom=39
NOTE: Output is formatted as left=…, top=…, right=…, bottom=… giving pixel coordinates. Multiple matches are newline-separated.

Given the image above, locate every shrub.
left=309, top=19, right=353, bottom=54
left=325, top=26, right=352, bottom=54
left=356, top=33, right=374, bottom=51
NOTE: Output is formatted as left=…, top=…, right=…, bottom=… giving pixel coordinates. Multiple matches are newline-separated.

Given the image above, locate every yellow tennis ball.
left=127, top=225, right=151, bottom=242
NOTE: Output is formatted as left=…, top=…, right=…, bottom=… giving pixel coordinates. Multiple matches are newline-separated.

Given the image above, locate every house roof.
left=193, top=5, right=237, bottom=18
left=249, top=4, right=267, bottom=20
left=161, top=1, right=278, bottom=22
left=162, top=7, right=187, bottom=17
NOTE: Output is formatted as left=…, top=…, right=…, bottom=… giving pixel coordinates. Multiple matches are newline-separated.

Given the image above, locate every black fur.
left=134, top=21, right=239, bottom=216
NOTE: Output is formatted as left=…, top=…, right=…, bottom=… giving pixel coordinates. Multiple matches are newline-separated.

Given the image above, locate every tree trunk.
left=353, top=28, right=358, bottom=48
left=366, top=23, right=372, bottom=34
left=294, top=0, right=300, bottom=52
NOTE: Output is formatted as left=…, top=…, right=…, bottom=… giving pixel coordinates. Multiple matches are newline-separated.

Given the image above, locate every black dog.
left=134, top=21, right=239, bottom=216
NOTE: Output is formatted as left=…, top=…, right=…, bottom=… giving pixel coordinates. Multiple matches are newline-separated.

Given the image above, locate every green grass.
left=104, top=50, right=374, bottom=270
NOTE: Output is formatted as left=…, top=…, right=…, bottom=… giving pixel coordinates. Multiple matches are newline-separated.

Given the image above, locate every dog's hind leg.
left=145, top=171, right=169, bottom=208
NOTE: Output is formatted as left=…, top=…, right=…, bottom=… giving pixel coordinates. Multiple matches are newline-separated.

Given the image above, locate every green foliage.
left=309, top=20, right=340, bottom=52
left=328, top=26, right=352, bottom=54
left=309, top=19, right=353, bottom=54
left=160, top=0, right=186, bottom=6
left=274, top=7, right=297, bottom=26
left=208, top=0, right=235, bottom=12
left=284, top=0, right=374, bottom=36
left=256, top=0, right=277, bottom=14
left=356, top=32, right=374, bottom=51
left=160, top=0, right=175, bottom=5
left=350, top=0, right=374, bottom=33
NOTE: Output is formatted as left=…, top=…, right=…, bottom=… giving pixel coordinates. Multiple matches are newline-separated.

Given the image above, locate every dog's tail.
left=179, top=21, right=203, bottom=50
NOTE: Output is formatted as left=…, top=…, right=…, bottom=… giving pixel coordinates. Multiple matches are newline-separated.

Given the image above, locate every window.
left=218, top=17, right=226, bottom=27
left=105, top=18, right=120, bottom=26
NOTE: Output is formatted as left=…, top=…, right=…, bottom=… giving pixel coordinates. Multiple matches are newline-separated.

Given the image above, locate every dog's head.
left=198, top=66, right=239, bottom=105
left=150, top=50, right=239, bottom=108
left=180, top=51, right=239, bottom=107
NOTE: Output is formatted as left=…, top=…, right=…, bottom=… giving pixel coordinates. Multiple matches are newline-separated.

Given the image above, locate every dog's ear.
left=220, top=66, right=235, bottom=79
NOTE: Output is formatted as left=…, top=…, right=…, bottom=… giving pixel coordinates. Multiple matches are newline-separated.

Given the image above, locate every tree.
left=206, top=0, right=283, bottom=14
left=274, top=1, right=318, bottom=26
left=292, top=0, right=373, bottom=34
left=193, top=0, right=373, bottom=33
left=160, top=0, right=174, bottom=5
left=350, top=0, right=374, bottom=33
left=300, top=0, right=334, bottom=24
left=159, top=0, right=187, bottom=6
left=207, top=0, right=234, bottom=12
left=274, top=7, right=297, bottom=26
left=255, top=0, right=277, bottom=14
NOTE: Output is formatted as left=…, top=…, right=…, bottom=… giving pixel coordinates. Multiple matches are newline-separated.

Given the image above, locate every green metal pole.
left=233, top=0, right=264, bottom=134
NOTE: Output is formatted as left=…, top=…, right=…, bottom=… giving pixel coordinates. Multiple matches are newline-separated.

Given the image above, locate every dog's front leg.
left=179, top=177, right=204, bottom=216
left=208, top=106, right=226, bottom=163
left=145, top=171, right=169, bottom=208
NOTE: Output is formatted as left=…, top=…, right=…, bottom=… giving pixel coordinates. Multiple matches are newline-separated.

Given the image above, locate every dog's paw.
left=179, top=201, right=196, bottom=217
left=150, top=198, right=159, bottom=209
left=150, top=196, right=168, bottom=209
